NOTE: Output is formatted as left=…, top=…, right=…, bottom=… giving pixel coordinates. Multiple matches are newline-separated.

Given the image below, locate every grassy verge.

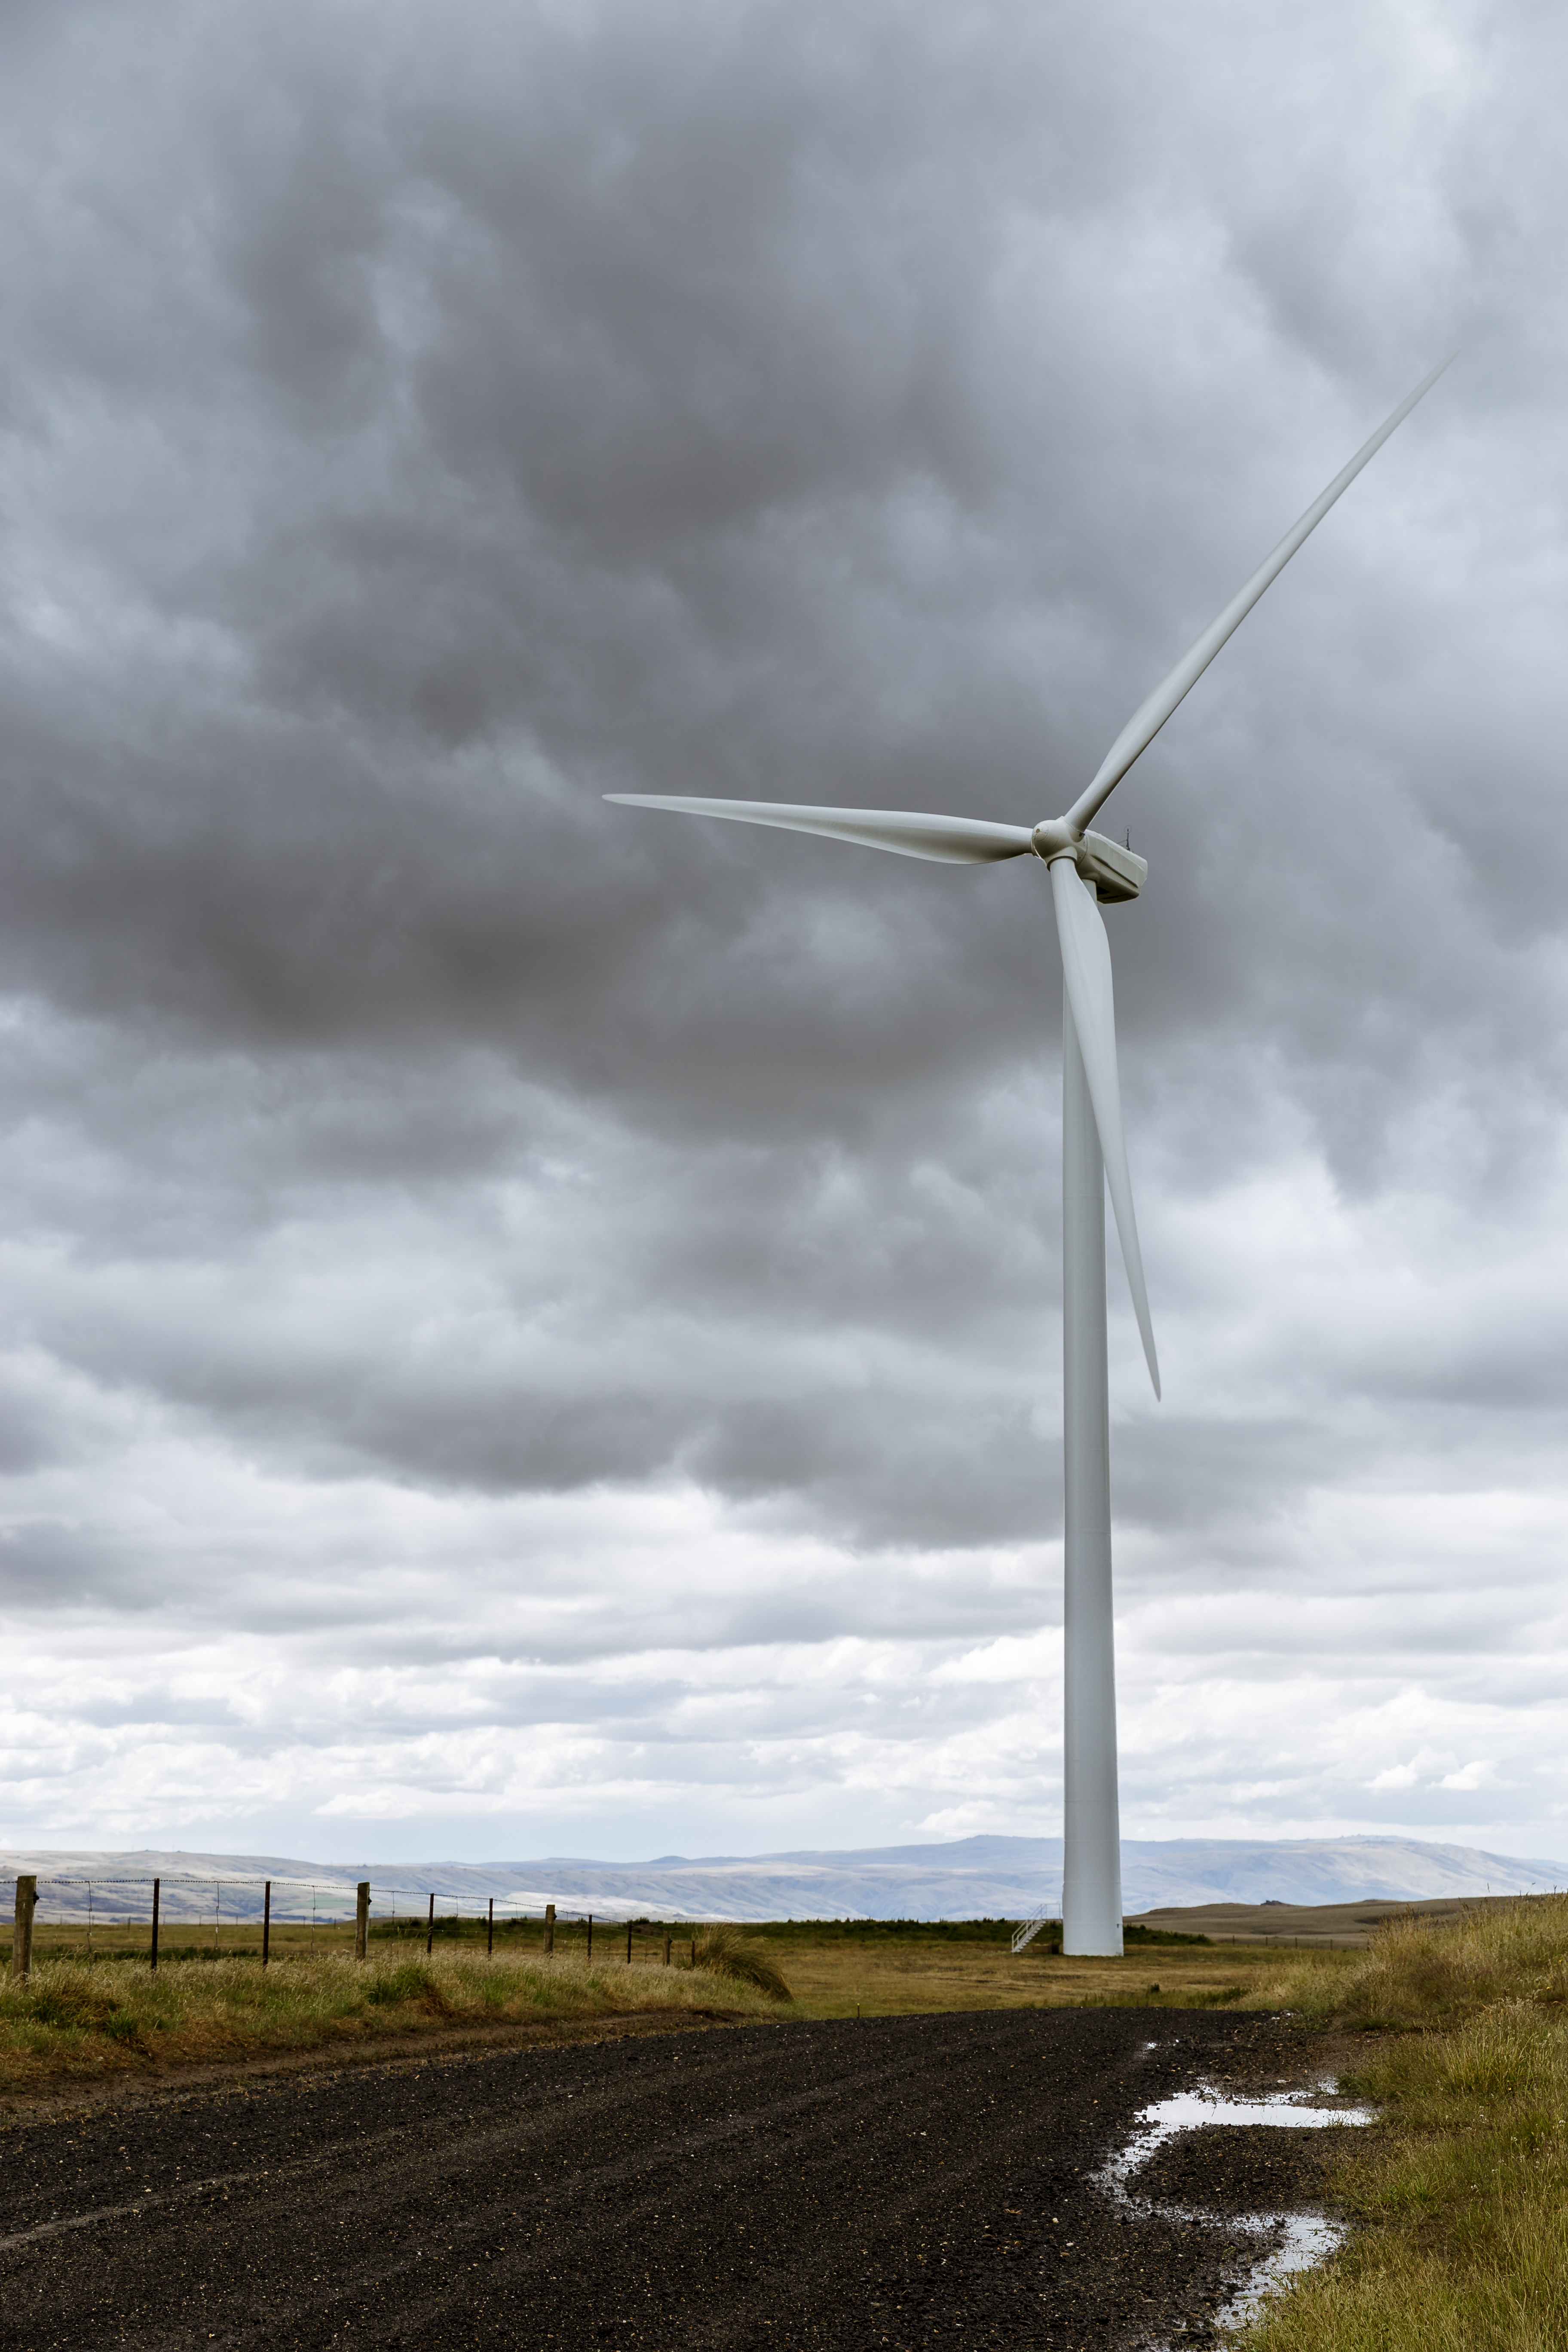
left=1236, top=1893, right=1568, bottom=2350
left=0, top=1945, right=787, bottom=2090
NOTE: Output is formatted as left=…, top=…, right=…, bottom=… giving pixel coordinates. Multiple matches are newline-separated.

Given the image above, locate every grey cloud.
left=0, top=0, right=1565, bottom=1856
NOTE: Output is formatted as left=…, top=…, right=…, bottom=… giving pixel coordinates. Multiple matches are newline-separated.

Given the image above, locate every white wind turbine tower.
left=609, top=358, right=1450, bottom=1956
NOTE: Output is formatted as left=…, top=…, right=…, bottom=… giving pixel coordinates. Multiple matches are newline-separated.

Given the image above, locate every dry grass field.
left=1135, top=1894, right=1546, bottom=1951
left=741, top=1918, right=1299, bottom=2017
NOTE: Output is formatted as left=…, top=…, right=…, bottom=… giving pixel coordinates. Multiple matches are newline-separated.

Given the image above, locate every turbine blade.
left=1048, top=858, right=1160, bottom=1397
left=1065, top=354, right=1455, bottom=833
left=605, top=794, right=1035, bottom=864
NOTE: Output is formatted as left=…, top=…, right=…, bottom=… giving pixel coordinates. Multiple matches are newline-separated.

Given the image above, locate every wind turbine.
left=608, top=358, right=1450, bottom=1956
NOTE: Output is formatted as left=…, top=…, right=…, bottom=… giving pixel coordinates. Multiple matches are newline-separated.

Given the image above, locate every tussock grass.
left=1240, top=1893, right=1568, bottom=2034
left=1236, top=1895, right=1568, bottom=2350
left=688, top=1925, right=792, bottom=2001
left=0, top=1945, right=785, bottom=2088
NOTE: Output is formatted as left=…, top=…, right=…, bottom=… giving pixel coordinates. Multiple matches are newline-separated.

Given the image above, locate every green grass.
left=740, top=1917, right=1024, bottom=1944
left=737, top=1915, right=1204, bottom=1947
left=370, top=1917, right=602, bottom=1945
left=1122, top=1921, right=1214, bottom=1947
left=0, top=1943, right=786, bottom=2088
left=1236, top=1894, right=1568, bottom=2351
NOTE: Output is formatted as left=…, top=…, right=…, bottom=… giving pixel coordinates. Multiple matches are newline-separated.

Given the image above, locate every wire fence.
left=0, top=1875, right=1393, bottom=1989
left=1, top=1873, right=686, bottom=1981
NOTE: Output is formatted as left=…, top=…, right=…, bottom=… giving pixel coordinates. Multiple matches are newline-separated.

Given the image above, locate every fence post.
left=586, top=1913, right=593, bottom=1962
left=355, top=1882, right=370, bottom=1961
left=262, top=1881, right=271, bottom=1970
left=487, top=1897, right=494, bottom=1957
left=662, top=1934, right=672, bottom=1967
left=150, top=1878, right=160, bottom=1973
left=11, top=1877, right=36, bottom=1983
left=626, top=1920, right=633, bottom=1965
left=426, top=1893, right=435, bottom=1956
left=544, top=1903, right=555, bottom=1955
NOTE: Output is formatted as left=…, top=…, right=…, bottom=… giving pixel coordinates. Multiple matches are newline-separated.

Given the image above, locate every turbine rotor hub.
left=1031, top=817, right=1080, bottom=861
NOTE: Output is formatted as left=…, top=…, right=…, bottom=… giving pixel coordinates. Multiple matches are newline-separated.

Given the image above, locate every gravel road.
left=0, top=2008, right=1354, bottom=2349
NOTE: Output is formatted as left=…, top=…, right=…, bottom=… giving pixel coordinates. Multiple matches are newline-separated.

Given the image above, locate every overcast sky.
left=1, top=0, right=1565, bottom=1868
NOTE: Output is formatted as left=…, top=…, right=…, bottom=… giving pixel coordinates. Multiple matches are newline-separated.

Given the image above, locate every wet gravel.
left=0, top=2008, right=1349, bottom=2349
left=1134, top=2120, right=1357, bottom=2223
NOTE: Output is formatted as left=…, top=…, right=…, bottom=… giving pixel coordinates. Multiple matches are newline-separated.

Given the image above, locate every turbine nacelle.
left=1033, top=822, right=1148, bottom=903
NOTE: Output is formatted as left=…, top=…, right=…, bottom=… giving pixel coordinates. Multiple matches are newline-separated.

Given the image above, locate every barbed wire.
left=0, top=1870, right=655, bottom=1929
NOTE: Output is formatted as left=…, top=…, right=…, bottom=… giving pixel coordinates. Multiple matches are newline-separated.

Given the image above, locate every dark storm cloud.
left=2, top=0, right=1566, bottom=1855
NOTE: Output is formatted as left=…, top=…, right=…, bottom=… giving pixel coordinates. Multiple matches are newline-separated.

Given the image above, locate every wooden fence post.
left=150, top=1878, right=160, bottom=1973
left=426, top=1892, right=435, bottom=1956
left=626, top=1920, right=633, bottom=1964
left=262, top=1881, right=272, bottom=1969
left=487, top=1897, right=494, bottom=1957
left=355, top=1882, right=370, bottom=1961
left=662, top=1934, right=672, bottom=1967
left=544, top=1903, right=555, bottom=1955
left=11, top=1877, right=36, bottom=1983
left=586, top=1913, right=593, bottom=1962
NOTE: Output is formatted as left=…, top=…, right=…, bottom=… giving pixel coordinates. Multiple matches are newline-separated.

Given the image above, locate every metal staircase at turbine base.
left=1011, top=1908, right=1062, bottom=1955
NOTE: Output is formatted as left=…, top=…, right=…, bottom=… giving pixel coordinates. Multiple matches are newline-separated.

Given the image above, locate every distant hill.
left=2, top=1834, right=1562, bottom=1923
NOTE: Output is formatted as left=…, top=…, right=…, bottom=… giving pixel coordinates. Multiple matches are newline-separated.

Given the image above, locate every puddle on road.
left=1096, top=2066, right=1374, bottom=2337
